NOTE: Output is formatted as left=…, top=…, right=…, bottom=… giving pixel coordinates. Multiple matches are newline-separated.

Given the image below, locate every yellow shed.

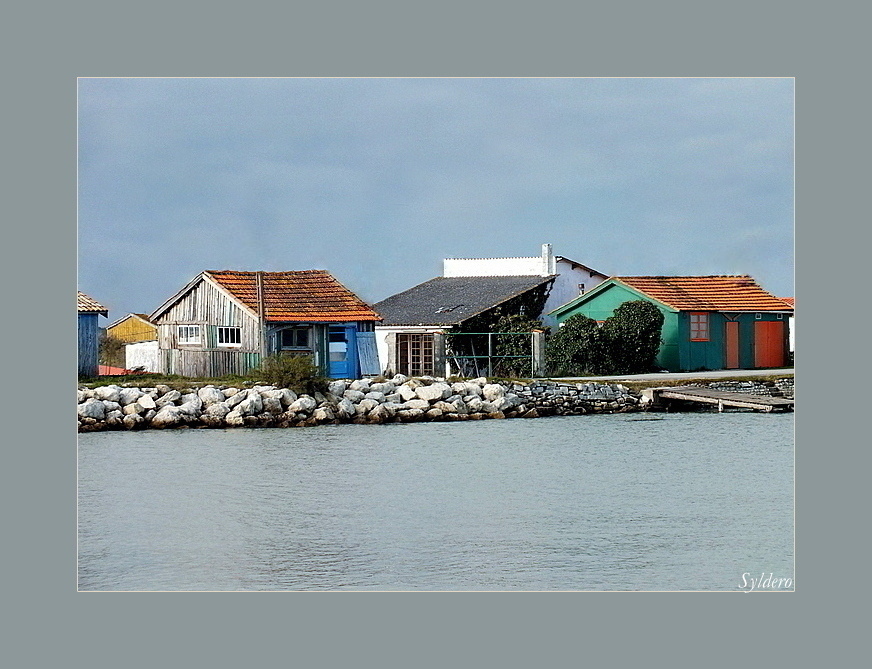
left=106, top=313, right=157, bottom=343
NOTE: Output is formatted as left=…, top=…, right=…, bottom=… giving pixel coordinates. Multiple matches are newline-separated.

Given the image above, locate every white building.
left=373, top=244, right=608, bottom=377
left=442, top=244, right=608, bottom=328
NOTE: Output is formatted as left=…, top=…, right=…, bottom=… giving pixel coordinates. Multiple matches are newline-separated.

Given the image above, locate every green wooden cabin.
left=548, top=276, right=793, bottom=372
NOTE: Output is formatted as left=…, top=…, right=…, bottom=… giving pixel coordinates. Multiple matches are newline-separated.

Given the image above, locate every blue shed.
left=78, top=291, right=108, bottom=377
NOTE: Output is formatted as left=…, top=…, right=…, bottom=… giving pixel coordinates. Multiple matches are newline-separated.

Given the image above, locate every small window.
left=578, top=283, right=585, bottom=295
left=777, top=314, right=784, bottom=320
left=689, top=313, right=709, bottom=341
left=217, top=326, right=241, bottom=347
left=281, top=327, right=310, bottom=349
left=755, top=313, right=762, bottom=320
left=177, top=324, right=202, bottom=345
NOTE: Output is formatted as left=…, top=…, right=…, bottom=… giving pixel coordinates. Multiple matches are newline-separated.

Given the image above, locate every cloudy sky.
left=78, top=77, right=793, bottom=320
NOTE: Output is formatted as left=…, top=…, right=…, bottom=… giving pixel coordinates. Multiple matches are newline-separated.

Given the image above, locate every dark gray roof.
left=374, top=275, right=555, bottom=326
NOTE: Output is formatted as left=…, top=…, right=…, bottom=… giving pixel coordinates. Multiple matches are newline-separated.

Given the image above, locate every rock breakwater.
left=77, top=375, right=643, bottom=432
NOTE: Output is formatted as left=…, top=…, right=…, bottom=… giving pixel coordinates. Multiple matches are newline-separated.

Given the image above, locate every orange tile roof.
left=77, top=291, right=108, bottom=314
left=780, top=297, right=795, bottom=308
left=206, top=270, right=380, bottom=323
left=615, top=276, right=793, bottom=312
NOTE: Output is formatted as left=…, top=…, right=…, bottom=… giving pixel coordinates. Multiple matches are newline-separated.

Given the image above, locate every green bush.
left=545, top=301, right=663, bottom=376
left=545, top=313, right=613, bottom=376
left=255, top=354, right=328, bottom=395
left=602, top=300, right=664, bottom=374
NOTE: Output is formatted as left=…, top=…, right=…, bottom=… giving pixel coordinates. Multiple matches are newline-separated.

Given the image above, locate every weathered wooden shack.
left=549, top=275, right=793, bottom=372
left=149, top=270, right=381, bottom=378
left=78, top=291, right=108, bottom=377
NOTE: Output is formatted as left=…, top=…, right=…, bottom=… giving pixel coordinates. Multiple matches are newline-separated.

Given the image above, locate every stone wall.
left=77, top=375, right=642, bottom=432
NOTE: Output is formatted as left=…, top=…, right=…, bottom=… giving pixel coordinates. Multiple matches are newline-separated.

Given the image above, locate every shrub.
left=99, top=334, right=126, bottom=368
left=545, top=314, right=613, bottom=376
left=255, top=354, right=328, bottom=395
left=601, top=300, right=664, bottom=374
left=545, top=301, right=663, bottom=376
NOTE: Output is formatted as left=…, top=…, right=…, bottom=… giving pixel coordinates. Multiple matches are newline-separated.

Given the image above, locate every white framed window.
left=217, top=326, right=241, bottom=347
left=755, top=313, right=762, bottom=320
left=177, top=324, right=202, bottom=345
left=689, top=312, right=709, bottom=341
left=777, top=313, right=784, bottom=320
left=578, top=283, right=585, bottom=294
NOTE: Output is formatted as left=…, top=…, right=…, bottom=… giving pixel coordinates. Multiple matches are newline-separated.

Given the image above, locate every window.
left=217, top=326, right=241, bottom=347
left=777, top=313, right=784, bottom=320
left=689, top=313, right=709, bottom=341
left=578, top=283, right=585, bottom=294
left=397, top=333, right=435, bottom=376
left=281, top=327, right=310, bottom=349
left=177, top=324, right=202, bottom=345
left=755, top=313, right=762, bottom=320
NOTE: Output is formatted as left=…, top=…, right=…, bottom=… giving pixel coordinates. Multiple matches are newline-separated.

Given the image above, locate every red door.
left=725, top=321, right=740, bottom=369
left=754, top=321, right=785, bottom=368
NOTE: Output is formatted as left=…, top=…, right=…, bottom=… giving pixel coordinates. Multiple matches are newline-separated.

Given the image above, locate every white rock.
left=78, top=398, right=105, bottom=420
left=225, top=391, right=247, bottom=409
left=369, top=382, right=395, bottom=395
left=237, top=392, right=263, bottom=416
left=122, top=403, right=143, bottom=416
left=223, top=387, right=240, bottom=398
left=137, top=393, right=156, bottom=410
left=396, top=385, right=418, bottom=401
left=364, top=391, right=386, bottom=403
left=206, top=402, right=230, bottom=418
left=94, top=385, right=122, bottom=402
left=287, top=396, right=317, bottom=413
left=343, top=389, right=366, bottom=403
left=123, top=414, right=143, bottom=429
left=355, top=399, right=379, bottom=415
left=336, top=398, right=356, bottom=418
left=328, top=380, right=347, bottom=396
left=198, top=386, right=226, bottom=406
left=465, top=395, right=483, bottom=412
left=482, top=384, right=506, bottom=401
left=416, top=383, right=452, bottom=401
left=155, top=390, right=182, bottom=408
left=313, top=408, right=335, bottom=422
left=391, top=374, right=409, bottom=385
left=349, top=379, right=372, bottom=392
left=403, top=399, right=430, bottom=411
left=118, top=387, right=143, bottom=406
left=151, top=405, right=182, bottom=428
left=177, top=401, right=202, bottom=417
left=101, top=400, right=122, bottom=413
left=224, top=410, right=245, bottom=426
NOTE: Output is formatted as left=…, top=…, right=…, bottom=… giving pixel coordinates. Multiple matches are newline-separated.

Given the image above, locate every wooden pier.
left=641, top=386, right=794, bottom=413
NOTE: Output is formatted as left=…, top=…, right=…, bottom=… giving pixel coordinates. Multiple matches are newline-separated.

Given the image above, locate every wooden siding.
left=78, top=313, right=100, bottom=377
left=159, top=348, right=262, bottom=377
left=107, top=316, right=157, bottom=343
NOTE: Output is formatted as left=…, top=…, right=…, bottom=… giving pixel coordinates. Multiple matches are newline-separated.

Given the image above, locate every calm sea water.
left=78, top=413, right=794, bottom=591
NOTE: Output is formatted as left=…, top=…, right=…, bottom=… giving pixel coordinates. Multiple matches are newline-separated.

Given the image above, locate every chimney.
left=541, top=243, right=556, bottom=276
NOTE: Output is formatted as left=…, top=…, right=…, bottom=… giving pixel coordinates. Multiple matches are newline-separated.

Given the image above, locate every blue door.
left=328, top=325, right=358, bottom=379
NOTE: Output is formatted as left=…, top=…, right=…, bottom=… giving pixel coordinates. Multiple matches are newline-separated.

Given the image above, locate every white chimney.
left=541, top=243, right=556, bottom=276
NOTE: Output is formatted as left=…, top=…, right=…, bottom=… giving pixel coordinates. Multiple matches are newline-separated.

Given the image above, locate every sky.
left=78, top=77, right=794, bottom=322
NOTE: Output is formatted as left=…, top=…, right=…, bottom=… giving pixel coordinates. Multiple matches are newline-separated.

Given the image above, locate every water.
left=77, top=413, right=794, bottom=591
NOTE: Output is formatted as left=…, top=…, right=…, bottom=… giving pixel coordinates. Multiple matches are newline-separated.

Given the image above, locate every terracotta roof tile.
left=615, top=276, right=792, bottom=312
left=780, top=297, right=795, bottom=308
left=77, top=291, right=108, bottom=315
left=206, top=270, right=380, bottom=323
